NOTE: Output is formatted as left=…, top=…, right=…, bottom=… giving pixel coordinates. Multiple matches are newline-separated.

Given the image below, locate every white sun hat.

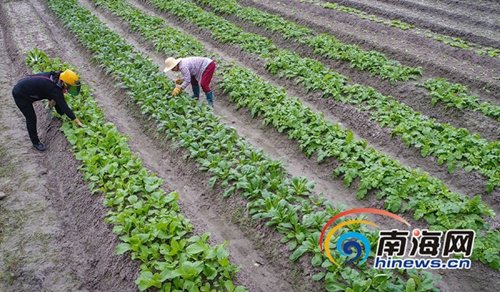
left=163, top=57, right=181, bottom=73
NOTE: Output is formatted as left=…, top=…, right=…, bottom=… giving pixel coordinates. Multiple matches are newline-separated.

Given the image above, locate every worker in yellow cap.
left=12, top=69, right=83, bottom=151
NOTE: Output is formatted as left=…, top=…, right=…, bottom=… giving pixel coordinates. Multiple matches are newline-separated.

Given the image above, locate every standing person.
left=12, top=69, right=84, bottom=151
left=163, top=56, right=216, bottom=107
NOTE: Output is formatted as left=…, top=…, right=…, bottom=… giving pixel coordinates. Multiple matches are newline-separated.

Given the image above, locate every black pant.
left=12, top=92, right=40, bottom=145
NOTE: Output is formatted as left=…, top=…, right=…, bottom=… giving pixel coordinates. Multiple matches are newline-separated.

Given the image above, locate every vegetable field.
left=0, top=0, right=498, bottom=291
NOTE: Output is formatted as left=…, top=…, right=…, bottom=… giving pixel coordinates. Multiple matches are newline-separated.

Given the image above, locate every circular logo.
left=319, top=208, right=410, bottom=267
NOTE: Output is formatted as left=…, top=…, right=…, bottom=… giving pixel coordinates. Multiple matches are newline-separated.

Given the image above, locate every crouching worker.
left=12, top=69, right=84, bottom=151
left=163, top=56, right=216, bottom=107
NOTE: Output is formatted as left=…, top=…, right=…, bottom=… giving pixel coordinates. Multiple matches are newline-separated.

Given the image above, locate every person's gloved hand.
left=175, top=78, right=184, bottom=85
left=172, top=86, right=182, bottom=97
left=48, top=99, right=56, bottom=108
left=72, top=118, right=84, bottom=127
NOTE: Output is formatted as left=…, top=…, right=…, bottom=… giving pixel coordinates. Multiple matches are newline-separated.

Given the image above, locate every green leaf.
left=406, top=278, right=416, bottom=292
left=290, top=244, right=309, bottom=262
left=312, top=272, right=325, bottom=281
left=186, top=242, right=206, bottom=256
left=311, top=253, right=323, bottom=267
left=115, top=243, right=131, bottom=255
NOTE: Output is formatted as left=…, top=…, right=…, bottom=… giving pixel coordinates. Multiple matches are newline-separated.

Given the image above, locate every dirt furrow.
left=325, top=0, right=500, bottom=47
left=367, top=0, right=499, bottom=31
left=433, top=0, right=500, bottom=15
left=244, top=0, right=500, bottom=103
left=391, top=0, right=499, bottom=26
left=0, top=2, right=139, bottom=291
left=217, top=0, right=500, bottom=142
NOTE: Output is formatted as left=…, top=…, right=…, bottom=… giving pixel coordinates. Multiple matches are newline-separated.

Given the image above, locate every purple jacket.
left=178, top=57, right=213, bottom=89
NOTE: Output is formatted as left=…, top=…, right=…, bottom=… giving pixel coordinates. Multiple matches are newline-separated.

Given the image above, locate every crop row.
left=94, top=0, right=499, bottom=269
left=197, top=0, right=422, bottom=82
left=48, top=0, right=441, bottom=289
left=422, top=78, right=500, bottom=121
left=25, top=48, right=243, bottom=291
left=147, top=0, right=499, bottom=191
left=314, top=0, right=500, bottom=58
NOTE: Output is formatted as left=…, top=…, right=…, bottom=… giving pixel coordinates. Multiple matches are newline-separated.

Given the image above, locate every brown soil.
left=434, top=0, right=500, bottom=15
left=324, top=0, right=500, bottom=47
left=378, top=0, right=500, bottom=29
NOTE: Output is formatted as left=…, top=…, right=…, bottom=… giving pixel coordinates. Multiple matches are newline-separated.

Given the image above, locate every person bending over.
left=12, top=69, right=83, bottom=151
left=164, top=56, right=216, bottom=107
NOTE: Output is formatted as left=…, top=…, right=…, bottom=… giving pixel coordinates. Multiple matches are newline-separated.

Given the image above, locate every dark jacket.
left=12, top=72, right=76, bottom=120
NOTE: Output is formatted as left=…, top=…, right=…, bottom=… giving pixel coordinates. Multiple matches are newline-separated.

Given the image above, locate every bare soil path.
left=378, top=0, right=500, bottom=29
left=324, top=0, right=500, bottom=47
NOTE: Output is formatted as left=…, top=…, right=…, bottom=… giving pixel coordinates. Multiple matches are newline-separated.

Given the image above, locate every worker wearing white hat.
left=164, top=56, right=216, bottom=107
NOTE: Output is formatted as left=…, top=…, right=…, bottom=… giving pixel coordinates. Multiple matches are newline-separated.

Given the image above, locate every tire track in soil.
left=245, top=0, right=500, bottom=104
left=214, top=0, right=500, bottom=142
left=0, top=3, right=139, bottom=292
left=133, top=0, right=499, bottom=208
left=31, top=0, right=309, bottom=290
left=324, top=0, right=500, bottom=47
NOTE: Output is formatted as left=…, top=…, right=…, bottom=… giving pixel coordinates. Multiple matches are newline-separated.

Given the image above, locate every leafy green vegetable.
left=422, top=78, right=500, bottom=121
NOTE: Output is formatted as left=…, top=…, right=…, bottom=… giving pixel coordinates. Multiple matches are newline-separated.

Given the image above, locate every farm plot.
left=0, top=0, right=498, bottom=291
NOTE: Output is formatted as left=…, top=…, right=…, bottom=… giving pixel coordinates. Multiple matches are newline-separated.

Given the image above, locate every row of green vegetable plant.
left=421, top=78, right=500, bottom=121
left=93, top=0, right=498, bottom=270
left=303, top=0, right=500, bottom=58
left=48, top=0, right=443, bottom=289
left=146, top=0, right=500, bottom=192
left=196, top=0, right=422, bottom=82
left=25, top=48, right=243, bottom=291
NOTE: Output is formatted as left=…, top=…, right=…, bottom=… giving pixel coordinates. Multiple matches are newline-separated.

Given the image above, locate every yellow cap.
left=59, top=69, right=79, bottom=86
